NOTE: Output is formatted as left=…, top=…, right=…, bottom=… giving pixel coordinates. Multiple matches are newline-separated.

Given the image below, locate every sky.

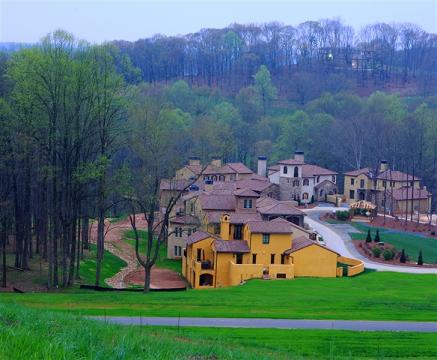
left=1, top=0, right=436, bottom=43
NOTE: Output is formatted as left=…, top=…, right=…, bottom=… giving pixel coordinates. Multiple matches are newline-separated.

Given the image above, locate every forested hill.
left=111, top=20, right=437, bottom=100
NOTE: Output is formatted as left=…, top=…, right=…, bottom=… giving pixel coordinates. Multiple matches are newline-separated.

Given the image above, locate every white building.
left=266, top=151, right=338, bottom=203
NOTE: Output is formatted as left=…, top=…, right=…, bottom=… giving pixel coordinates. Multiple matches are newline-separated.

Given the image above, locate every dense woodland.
left=0, top=20, right=436, bottom=289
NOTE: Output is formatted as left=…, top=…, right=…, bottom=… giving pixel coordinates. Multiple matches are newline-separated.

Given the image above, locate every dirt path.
left=90, top=216, right=186, bottom=289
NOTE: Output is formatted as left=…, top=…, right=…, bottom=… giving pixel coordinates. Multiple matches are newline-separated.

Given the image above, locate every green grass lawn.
left=1, top=302, right=437, bottom=360
left=123, top=229, right=181, bottom=273
left=348, top=223, right=437, bottom=263
left=2, top=271, right=437, bottom=321
left=79, top=244, right=127, bottom=286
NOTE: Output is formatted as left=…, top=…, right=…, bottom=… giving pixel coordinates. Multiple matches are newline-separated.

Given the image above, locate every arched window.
left=283, top=166, right=288, bottom=174
left=293, top=180, right=299, bottom=186
left=294, top=167, right=299, bottom=178
left=219, top=175, right=225, bottom=181
left=303, top=179, right=309, bottom=186
left=332, top=175, right=336, bottom=183
left=212, top=175, right=217, bottom=182
left=303, top=192, right=309, bottom=200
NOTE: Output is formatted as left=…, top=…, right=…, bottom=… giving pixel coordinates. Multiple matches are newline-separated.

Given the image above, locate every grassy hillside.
left=1, top=303, right=437, bottom=360
left=2, top=271, right=437, bottom=321
left=79, top=244, right=127, bottom=286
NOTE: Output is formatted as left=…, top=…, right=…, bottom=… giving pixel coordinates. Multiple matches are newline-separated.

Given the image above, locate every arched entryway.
left=199, top=273, right=213, bottom=286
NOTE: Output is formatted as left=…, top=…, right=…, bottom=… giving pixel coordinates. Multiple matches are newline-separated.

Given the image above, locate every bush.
left=417, top=250, right=423, bottom=265
left=374, top=229, right=381, bottom=242
left=310, top=195, right=314, bottom=204
left=372, top=247, right=381, bottom=258
left=400, top=249, right=406, bottom=263
left=365, top=229, right=372, bottom=243
left=383, top=249, right=394, bottom=261
left=336, top=210, right=350, bottom=221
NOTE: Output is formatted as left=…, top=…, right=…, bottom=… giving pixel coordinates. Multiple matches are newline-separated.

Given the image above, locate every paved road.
left=92, top=316, right=437, bottom=332
left=303, top=207, right=437, bottom=274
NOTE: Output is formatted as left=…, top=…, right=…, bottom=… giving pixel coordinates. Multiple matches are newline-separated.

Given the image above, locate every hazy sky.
left=1, top=0, right=436, bottom=43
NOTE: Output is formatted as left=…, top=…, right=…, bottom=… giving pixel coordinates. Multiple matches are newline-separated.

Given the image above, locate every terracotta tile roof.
left=236, top=178, right=273, bottom=192
left=246, top=220, right=294, bottom=234
left=205, top=211, right=261, bottom=224
left=390, top=187, right=430, bottom=201
left=185, top=164, right=204, bottom=175
left=256, top=196, right=278, bottom=208
left=257, top=202, right=304, bottom=216
left=344, top=167, right=371, bottom=177
left=302, top=164, right=337, bottom=177
left=377, top=170, right=421, bottom=182
left=268, top=165, right=280, bottom=173
left=199, top=194, right=236, bottom=211
left=284, top=236, right=339, bottom=255
left=233, top=188, right=260, bottom=197
left=272, top=218, right=313, bottom=235
left=249, top=173, right=269, bottom=181
left=227, top=163, right=253, bottom=174
left=186, top=231, right=214, bottom=245
left=170, top=215, right=200, bottom=225
left=214, top=239, right=250, bottom=253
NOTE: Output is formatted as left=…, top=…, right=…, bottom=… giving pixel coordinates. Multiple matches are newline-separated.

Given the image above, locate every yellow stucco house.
left=344, top=160, right=431, bottom=215
left=182, top=214, right=363, bottom=289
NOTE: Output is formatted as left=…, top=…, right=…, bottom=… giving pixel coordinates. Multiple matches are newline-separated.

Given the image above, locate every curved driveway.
left=303, top=207, right=437, bottom=274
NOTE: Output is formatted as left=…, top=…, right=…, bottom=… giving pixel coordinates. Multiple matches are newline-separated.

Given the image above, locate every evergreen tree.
left=374, top=229, right=381, bottom=242
left=400, top=249, right=406, bottom=263
left=417, top=250, right=423, bottom=265
left=366, top=229, right=372, bottom=243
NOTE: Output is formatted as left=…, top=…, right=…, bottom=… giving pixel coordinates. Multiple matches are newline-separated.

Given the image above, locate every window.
left=174, top=246, right=182, bottom=257
left=197, top=249, right=202, bottom=262
left=270, top=254, right=275, bottom=264
left=360, top=179, right=365, bottom=188
left=230, top=174, right=236, bottom=181
left=382, top=181, right=387, bottom=187
left=187, top=228, right=192, bottom=236
left=349, top=190, right=355, bottom=199
left=316, top=176, right=320, bottom=183
left=303, top=192, right=309, bottom=200
left=252, top=254, right=257, bottom=264
left=390, top=181, right=395, bottom=187
left=283, top=166, right=288, bottom=174
left=276, top=273, right=286, bottom=279
left=280, top=254, right=285, bottom=264
left=303, top=178, right=309, bottom=186
left=332, top=175, right=336, bottom=183
left=219, top=175, right=225, bottom=181
left=243, top=199, right=253, bottom=209
left=175, top=227, right=182, bottom=237
left=262, top=234, right=270, bottom=244
left=351, top=178, right=355, bottom=185
left=410, top=181, right=414, bottom=186
left=212, top=175, right=217, bottom=182
left=294, top=167, right=299, bottom=178
left=293, top=180, right=299, bottom=186
left=233, top=224, right=243, bottom=240
left=190, top=203, right=195, bottom=214
left=192, top=227, right=197, bottom=233
left=236, top=253, right=243, bottom=264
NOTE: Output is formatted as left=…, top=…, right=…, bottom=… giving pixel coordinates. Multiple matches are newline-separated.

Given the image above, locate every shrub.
left=310, top=195, right=314, bottom=204
left=372, top=247, right=381, bottom=258
left=417, top=250, right=423, bottom=265
left=400, top=249, right=406, bottom=263
left=365, top=229, right=372, bottom=243
left=374, top=229, right=381, bottom=242
left=336, top=210, right=349, bottom=221
left=383, top=249, right=394, bottom=261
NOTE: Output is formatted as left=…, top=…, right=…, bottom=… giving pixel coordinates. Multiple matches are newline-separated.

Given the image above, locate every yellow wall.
left=175, top=167, right=195, bottom=180
left=344, top=174, right=372, bottom=202
left=337, top=256, right=364, bottom=276
left=290, top=245, right=338, bottom=277
left=247, top=232, right=292, bottom=267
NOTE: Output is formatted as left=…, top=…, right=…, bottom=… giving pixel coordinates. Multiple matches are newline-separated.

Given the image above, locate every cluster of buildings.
left=159, top=153, right=431, bottom=289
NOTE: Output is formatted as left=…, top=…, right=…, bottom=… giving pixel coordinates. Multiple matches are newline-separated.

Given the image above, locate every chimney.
left=220, top=214, right=231, bottom=241
left=294, top=150, right=304, bottom=163
left=257, top=156, right=267, bottom=177
left=188, top=156, right=201, bottom=166
left=379, top=160, right=389, bottom=172
left=211, top=157, right=222, bottom=168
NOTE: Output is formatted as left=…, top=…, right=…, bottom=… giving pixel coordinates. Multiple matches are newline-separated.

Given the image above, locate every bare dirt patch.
left=124, top=268, right=186, bottom=289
